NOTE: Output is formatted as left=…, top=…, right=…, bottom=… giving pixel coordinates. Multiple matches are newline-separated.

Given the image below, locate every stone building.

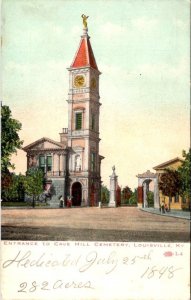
left=153, top=157, right=189, bottom=210
left=137, top=157, right=190, bottom=210
left=23, top=22, right=104, bottom=207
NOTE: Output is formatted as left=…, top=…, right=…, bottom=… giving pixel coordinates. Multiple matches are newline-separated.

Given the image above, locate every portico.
left=137, top=170, right=159, bottom=209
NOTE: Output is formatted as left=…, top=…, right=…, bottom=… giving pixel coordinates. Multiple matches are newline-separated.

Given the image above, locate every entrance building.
left=23, top=16, right=104, bottom=207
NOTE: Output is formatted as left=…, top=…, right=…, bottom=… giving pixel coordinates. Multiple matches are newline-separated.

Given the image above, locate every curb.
left=140, top=208, right=191, bottom=221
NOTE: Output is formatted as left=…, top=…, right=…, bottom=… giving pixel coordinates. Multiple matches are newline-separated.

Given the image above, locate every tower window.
left=75, top=112, right=82, bottom=130
left=91, top=153, right=96, bottom=172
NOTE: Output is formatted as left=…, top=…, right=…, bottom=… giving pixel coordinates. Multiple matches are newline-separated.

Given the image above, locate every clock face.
left=90, top=77, right=96, bottom=89
left=74, top=75, right=85, bottom=88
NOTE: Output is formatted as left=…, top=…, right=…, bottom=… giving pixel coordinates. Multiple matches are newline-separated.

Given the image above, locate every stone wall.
left=48, top=178, right=65, bottom=207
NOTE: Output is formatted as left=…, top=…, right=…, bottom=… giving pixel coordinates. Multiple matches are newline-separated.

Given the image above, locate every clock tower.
left=66, top=18, right=103, bottom=206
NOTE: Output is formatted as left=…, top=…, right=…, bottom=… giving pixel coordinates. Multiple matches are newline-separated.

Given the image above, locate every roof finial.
left=81, top=14, right=89, bottom=34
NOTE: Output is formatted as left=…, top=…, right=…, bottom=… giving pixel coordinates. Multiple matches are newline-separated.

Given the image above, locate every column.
left=44, top=153, right=47, bottom=174
left=52, top=153, right=55, bottom=176
left=137, top=179, right=144, bottom=208
left=154, top=177, right=160, bottom=209
left=63, top=154, right=67, bottom=174
left=55, top=154, right=60, bottom=176
left=108, top=166, right=118, bottom=208
left=60, top=154, right=64, bottom=175
left=143, top=183, right=148, bottom=208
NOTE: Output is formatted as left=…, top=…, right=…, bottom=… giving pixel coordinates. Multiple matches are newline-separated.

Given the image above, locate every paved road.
left=1, top=207, right=190, bottom=242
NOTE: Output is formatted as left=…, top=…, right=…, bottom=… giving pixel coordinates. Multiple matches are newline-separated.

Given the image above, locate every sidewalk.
left=140, top=207, right=191, bottom=220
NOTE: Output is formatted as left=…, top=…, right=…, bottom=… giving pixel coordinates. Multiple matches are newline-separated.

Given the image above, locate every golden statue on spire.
left=81, top=14, right=89, bottom=29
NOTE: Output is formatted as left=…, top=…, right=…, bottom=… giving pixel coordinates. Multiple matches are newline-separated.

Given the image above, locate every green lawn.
left=1, top=201, right=48, bottom=207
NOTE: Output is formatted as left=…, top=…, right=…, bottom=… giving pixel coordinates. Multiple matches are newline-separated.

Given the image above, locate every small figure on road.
left=59, top=195, right=64, bottom=208
left=67, top=195, right=72, bottom=208
left=161, top=201, right=165, bottom=213
left=164, top=203, right=169, bottom=212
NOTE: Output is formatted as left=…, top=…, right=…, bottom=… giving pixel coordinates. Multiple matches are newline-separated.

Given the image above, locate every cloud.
left=101, top=57, right=189, bottom=85
left=131, top=58, right=189, bottom=81
left=174, top=19, right=189, bottom=31
left=100, top=22, right=127, bottom=38
left=131, top=17, right=158, bottom=31
left=71, top=26, right=81, bottom=37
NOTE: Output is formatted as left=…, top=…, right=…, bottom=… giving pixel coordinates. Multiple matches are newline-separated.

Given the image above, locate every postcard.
left=1, top=1, right=190, bottom=299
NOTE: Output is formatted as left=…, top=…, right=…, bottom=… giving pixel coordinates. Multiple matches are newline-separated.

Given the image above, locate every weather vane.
left=81, top=14, right=89, bottom=29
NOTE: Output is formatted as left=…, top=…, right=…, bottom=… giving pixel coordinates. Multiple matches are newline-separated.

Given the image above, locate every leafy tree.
left=147, top=191, right=154, bottom=207
left=121, top=186, right=132, bottom=203
left=116, top=185, right=121, bottom=206
left=178, top=149, right=191, bottom=202
left=1, top=105, right=23, bottom=172
left=158, top=169, right=181, bottom=211
left=101, top=185, right=109, bottom=204
left=25, top=167, right=44, bottom=208
left=1, top=172, right=14, bottom=201
left=128, top=188, right=138, bottom=205
left=2, top=172, right=26, bottom=202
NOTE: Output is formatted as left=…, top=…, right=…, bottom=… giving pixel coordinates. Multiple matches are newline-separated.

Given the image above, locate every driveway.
left=1, top=207, right=190, bottom=242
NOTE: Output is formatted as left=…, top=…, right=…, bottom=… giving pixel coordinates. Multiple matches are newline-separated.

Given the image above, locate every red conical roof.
left=70, top=35, right=98, bottom=71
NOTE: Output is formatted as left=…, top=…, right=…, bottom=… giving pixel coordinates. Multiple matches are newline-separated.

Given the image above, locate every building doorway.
left=72, top=182, right=82, bottom=206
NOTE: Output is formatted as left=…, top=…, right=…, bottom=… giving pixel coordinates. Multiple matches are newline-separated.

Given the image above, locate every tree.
left=1, top=173, right=26, bottom=201
left=121, top=186, right=132, bottom=204
left=101, top=185, right=109, bottom=204
left=1, top=172, right=14, bottom=201
left=158, top=169, right=181, bottom=210
left=25, top=167, right=44, bottom=208
left=1, top=105, right=23, bottom=172
left=178, top=149, right=191, bottom=203
left=128, top=188, right=138, bottom=205
left=147, top=191, right=154, bottom=207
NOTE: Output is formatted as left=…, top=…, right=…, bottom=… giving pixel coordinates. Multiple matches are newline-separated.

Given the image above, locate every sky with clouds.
left=2, top=0, right=190, bottom=189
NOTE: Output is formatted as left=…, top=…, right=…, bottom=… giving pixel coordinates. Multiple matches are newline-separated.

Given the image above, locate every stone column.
left=143, top=182, right=148, bottom=208
left=52, top=153, right=55, bottom=176
left=60, top=154, right=64, bottom=174
left=63, top=154, right=67, bottom=174
left=56, top=154, right=60, bottom=176
left=44, top=153, right=47, bottom=174
left=137, top=178, right=143, bottom=208
left=109, top=166, right=118, bottom=207
left=154, top=176, right=160, bottom=209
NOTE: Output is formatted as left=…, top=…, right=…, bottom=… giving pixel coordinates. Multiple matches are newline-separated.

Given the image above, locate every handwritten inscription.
left=1, top=243, right=188, bottom=300
left=78, top=251, right=118, bottom=274
left=2, top=249, right=183, bottom=280
left=141, top=266, right=182, bottom=279
left=18, top=280, right=94, bottom=293
left=2, top=250, right=153, bottom=274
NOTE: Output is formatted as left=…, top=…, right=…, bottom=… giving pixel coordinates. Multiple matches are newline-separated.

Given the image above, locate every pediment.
left=153, top=157, right=184, bottom=170
left=137, top=170, right=156, bottom=179
left=23, top=137, right=65, bottom=152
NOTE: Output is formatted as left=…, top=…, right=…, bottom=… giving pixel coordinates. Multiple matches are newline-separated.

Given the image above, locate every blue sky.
left=2, top=0, right=190, bottom=188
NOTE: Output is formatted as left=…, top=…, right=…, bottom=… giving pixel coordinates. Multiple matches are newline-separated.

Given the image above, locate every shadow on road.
left=1, top=226, right=190, bottom=242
